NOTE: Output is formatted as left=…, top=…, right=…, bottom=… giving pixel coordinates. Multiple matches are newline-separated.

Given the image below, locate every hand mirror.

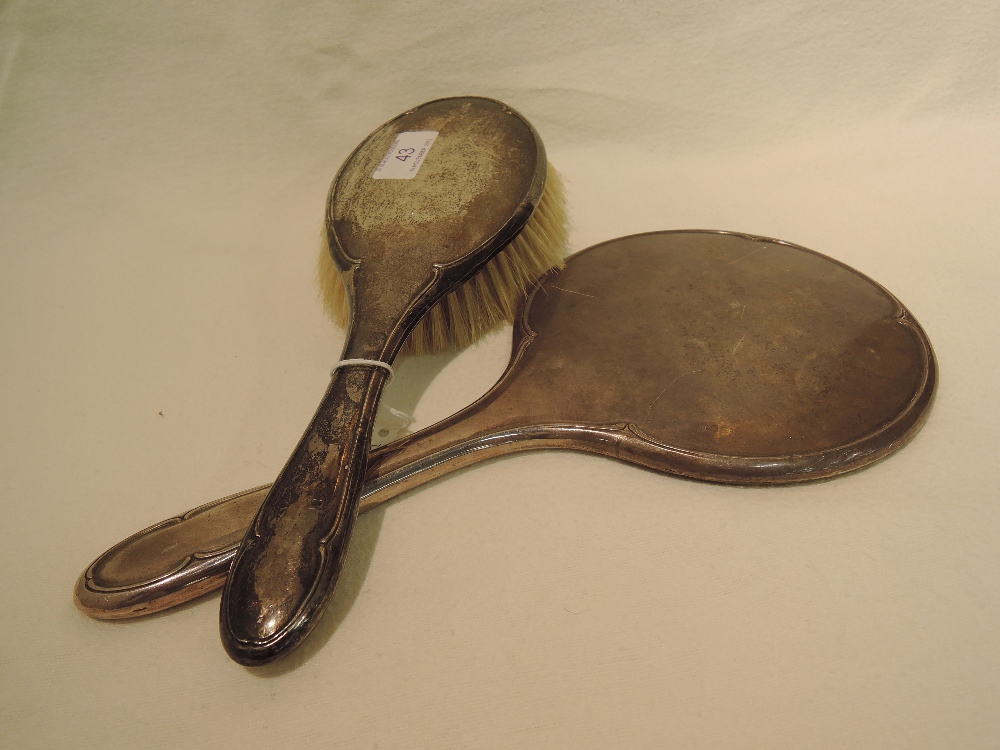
left=76, top=230, right=936, bottom=619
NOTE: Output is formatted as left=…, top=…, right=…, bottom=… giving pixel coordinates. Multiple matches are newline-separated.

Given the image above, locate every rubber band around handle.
left=331, top=359, right=394, bottom=380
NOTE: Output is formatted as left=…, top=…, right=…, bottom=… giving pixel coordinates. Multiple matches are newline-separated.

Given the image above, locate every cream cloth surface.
left=2, top=1, right=998, bottom=748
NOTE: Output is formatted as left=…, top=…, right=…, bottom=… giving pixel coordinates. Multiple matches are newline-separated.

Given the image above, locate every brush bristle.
left=318, top=166, right=568, bottom=356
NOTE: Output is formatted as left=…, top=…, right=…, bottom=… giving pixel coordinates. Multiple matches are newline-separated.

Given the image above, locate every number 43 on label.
left=373, top=131, right=439, bottom=180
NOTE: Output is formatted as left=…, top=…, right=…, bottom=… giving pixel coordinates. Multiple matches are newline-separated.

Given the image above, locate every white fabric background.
left=2, top=1, right=998, bottom=747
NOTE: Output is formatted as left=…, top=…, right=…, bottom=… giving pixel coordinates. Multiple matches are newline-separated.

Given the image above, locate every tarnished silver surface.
left=220, top=97, right=547, bottom=665
left=77, top=231, right=935, bottom=621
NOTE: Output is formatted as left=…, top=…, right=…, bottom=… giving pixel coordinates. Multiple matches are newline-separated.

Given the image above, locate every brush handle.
left=220, top=364, right=388, bottom=665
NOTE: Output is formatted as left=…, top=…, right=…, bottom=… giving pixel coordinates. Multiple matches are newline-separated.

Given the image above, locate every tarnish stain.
left=346, top=381, right=364, bottom=403
left=307, top=432, right=326, bottom=455
left=547, top=355, right=567, bottom=371
left=713, top=421, right=737, bottom=439
left=251, top=497, right=321, bottom=638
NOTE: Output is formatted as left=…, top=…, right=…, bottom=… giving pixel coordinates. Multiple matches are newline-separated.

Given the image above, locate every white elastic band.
left=331, top=358, right=393, bottom=380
